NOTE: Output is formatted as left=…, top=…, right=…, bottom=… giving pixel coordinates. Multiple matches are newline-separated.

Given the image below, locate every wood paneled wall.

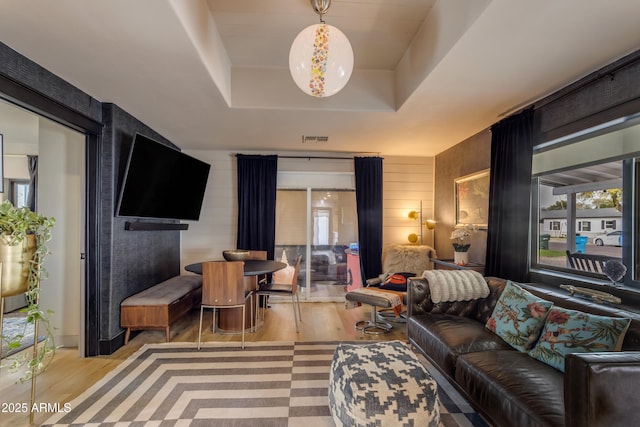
left=181, top=150, right=237, bottom=271
left=382, top=156, right=435, bottom=248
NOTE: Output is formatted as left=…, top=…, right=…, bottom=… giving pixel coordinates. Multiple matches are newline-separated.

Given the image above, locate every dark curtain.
left=236, top=154, right=278, bottom=260
left=485, top=108, right=534, bottom=281
left=27, top=155, right=38, bottom=211
left=354, top=156, right=383, bottom=282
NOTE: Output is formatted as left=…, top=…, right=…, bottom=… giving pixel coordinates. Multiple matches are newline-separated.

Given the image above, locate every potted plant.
left=0, top=200, right=56, bottom=383
left=450, top=224, right=477, bottom=265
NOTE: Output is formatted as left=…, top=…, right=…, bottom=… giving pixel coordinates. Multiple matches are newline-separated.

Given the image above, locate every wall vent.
left=301, top=135, right=329, bottom=144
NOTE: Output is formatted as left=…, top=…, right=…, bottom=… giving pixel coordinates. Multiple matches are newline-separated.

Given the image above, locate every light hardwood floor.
left=1, top=302, right=406, bottom=426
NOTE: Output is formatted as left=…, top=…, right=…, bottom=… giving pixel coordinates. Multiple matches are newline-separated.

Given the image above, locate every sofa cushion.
left=407, top=314, right=512, bottom=378
left=455, top=350, right=565, bottom=427
left=379, top=272, right=414, bottom=291
left=528, top=306, right=631, bottom=372
left=486, top=281, right=553, bottom=352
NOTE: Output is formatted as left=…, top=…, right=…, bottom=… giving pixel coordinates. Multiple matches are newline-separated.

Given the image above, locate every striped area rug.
left=42, top=341, right=487, bottom=427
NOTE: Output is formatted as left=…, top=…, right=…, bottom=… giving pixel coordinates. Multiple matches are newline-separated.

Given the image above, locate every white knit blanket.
left=421, top=270, right=489, bottom=303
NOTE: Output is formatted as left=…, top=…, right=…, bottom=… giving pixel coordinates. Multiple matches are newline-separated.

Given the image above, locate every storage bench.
left=120, top=275, right=202, bottom=344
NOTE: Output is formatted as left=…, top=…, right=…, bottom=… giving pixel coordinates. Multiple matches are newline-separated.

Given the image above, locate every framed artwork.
left=455, top=169, right=490, bottom=227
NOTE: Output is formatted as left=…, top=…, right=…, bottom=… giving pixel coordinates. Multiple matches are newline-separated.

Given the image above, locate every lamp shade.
left=289, top=23, right=353, bottom=97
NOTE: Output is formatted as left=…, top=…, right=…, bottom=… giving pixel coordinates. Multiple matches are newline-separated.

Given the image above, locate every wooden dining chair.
left=248, top=250, right=267, bottom=260
left=256, top=255, right=302, bottom=332
left=198, top=261, right=250, bottom=350
left=247, top=249, right=268, bottom=285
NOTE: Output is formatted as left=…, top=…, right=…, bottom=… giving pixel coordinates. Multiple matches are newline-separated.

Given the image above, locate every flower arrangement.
left=450, top=224, right=477, bottom=252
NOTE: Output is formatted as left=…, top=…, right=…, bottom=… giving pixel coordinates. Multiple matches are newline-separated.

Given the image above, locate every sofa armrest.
left=565, top=352, right=640, bottom=427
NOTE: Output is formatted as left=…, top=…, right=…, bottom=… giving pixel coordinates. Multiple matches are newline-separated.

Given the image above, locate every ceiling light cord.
left=311, top=0, right=331, bottom=22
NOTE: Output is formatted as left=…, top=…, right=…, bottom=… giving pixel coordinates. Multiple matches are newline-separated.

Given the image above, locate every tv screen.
left=116, top=133, right=211, bottom=221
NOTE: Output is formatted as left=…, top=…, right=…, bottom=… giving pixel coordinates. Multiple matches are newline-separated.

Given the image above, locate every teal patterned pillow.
left=485, top=281, right=553, bottom=352
left=528, top=306, right=630, bottom=372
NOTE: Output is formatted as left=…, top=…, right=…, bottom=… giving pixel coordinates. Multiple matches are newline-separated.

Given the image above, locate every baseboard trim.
left=99, top=330, right=131, bottom=355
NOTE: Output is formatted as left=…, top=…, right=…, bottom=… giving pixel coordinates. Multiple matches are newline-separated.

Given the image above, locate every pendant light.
left=289, top=0, right=354, bottom=97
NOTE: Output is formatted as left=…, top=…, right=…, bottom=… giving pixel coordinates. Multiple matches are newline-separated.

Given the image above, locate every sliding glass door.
left=275, top=188, right=357, bottom=301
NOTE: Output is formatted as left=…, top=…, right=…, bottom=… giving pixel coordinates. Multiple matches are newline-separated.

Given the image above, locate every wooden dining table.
left=184, top=259, right=286, bottom=276
left=184, top=259, right=287, bottom=332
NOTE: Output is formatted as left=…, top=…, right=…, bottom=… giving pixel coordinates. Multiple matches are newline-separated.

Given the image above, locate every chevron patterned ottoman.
left=329, top=341, right=440, bottom=427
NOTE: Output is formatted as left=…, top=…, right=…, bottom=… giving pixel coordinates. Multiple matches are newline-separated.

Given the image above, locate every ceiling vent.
left=301, top=135, right=329, bottom=144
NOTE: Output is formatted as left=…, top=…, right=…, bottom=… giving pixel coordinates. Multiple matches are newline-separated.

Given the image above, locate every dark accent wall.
left=0, top=42, right=182, bottom=356
left=0, top=43, right=101, bottom=124
left=434, top=129, right=490, bottom=263
left=99, top=104, right=182, bottom=353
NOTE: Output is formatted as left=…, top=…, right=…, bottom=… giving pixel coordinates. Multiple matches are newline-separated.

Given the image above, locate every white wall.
left=181, top=151, right=435, bottom=266
left=37, top=120, right=84, bottom=348
left=4, top=156, right=30, bottom=179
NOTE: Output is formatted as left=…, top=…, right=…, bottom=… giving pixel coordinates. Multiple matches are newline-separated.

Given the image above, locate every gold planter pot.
left=0, top=234, right=36, bottom=297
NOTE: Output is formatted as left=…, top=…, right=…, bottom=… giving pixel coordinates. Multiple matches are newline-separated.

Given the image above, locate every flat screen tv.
left=116, top=133, right=211, bottom=221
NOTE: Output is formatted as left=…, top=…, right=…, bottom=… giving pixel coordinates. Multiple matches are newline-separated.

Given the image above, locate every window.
left=275, top=189, right=357, bottom=302
left=578, top=221, right=591, bottom=232
left=532, top=116, right=640, bottom=288
left=275, top=157, right=357, bottom=301
left=534, top=165, right=623, bottom=273
left=9, top=179, right=30, bottom=208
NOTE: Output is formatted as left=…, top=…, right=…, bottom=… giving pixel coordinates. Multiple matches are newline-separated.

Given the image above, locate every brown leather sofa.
left=407, top=276, right=640, bottom=427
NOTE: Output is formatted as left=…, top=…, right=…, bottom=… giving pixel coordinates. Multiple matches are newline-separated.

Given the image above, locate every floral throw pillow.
left=528, top=307, right=631, bottom=372
left=485, top=281, right=553, bottom=352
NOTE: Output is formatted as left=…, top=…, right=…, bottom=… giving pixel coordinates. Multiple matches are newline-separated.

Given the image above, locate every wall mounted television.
left=116, top=133, right=211, bottom=222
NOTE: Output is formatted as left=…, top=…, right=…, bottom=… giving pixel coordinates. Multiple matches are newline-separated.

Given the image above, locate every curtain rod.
left=233, top=154, right=382, bottom=160
left=279, top=155, right=356, bottom=160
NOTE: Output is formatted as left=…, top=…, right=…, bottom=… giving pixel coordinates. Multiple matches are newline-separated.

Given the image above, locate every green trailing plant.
left=0, top=201, right=56, bottom=382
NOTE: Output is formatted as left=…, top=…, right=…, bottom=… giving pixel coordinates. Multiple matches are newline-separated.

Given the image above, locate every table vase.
left=454, top=251, right=468, bottom=266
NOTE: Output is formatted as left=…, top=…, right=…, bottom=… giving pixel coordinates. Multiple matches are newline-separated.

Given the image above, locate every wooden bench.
left=565, top=251, right=620, bottom=274
left=121, top=275, right=202, bottom=344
